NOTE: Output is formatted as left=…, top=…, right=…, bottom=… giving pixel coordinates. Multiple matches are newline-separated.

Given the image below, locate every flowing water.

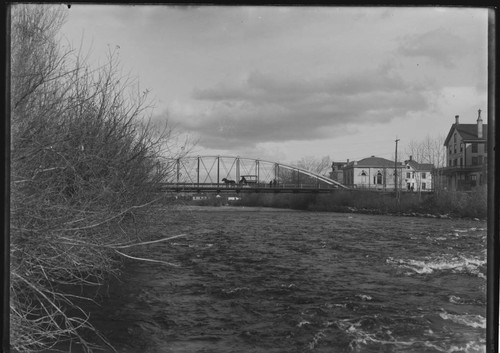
left=79, top=206, right=486, bottom=353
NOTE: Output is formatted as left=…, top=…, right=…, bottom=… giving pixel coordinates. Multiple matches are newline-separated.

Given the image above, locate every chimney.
left=347, top=159, right=349, bottom=164
left=477, top=109, right=483, bottom=138
left=409, top=155, right=413, bottom=161
left=455, top=115, right=459, bottom=125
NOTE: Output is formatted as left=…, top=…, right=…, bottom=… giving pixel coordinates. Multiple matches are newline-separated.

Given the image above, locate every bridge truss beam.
left=162, top=155, right=349, bottom=192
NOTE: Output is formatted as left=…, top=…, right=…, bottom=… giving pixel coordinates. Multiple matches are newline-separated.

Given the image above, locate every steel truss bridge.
left=159, top=155, right=349, bottom=193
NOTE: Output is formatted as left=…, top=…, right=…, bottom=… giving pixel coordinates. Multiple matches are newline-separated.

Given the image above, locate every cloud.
left=397, top=28, right=469, bottom=68
left=168, top=68, right=429, bottom=150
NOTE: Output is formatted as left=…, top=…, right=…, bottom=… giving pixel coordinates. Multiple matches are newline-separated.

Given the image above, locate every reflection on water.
left=74, top=207, right=486, bottom=353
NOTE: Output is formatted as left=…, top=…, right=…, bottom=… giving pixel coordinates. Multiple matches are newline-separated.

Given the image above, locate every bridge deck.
left=159, top=183, right=339, bottom=193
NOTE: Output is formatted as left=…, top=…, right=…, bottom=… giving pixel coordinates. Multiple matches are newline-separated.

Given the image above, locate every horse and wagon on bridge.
left=221, top=175, right=259, bottom=187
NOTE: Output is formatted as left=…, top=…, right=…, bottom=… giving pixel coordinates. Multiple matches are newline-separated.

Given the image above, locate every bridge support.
left=236, top=157, right=240, bottom=184
left=256, top=160, right=260, bottom=187
left=197, top=156, right=200, bottom=188
left=176, top=158, right=180, bottom=186
left=217, top=156, right=220, bottom=188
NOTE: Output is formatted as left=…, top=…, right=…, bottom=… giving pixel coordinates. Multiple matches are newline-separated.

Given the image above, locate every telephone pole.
left=395, top=138, right=400, bottom=205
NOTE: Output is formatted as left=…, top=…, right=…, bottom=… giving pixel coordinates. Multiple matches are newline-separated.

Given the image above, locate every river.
left=76, top=206, right=486, bottom=353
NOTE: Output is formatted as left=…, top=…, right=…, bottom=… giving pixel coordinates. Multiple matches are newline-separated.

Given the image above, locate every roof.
left=331, top=161, right=348, bottom=170
left=404, top=159, right=434, bottom=171
left=346, top=156, right=403, bottom=168
left=444, top=123, right=488, bottom=146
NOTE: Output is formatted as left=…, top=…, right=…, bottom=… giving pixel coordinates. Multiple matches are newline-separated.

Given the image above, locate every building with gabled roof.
left=343, top=156, right=405, bottom=191
left=441, top=110, right=487, bottom=191
left=403, top=156, right=434, bottom=192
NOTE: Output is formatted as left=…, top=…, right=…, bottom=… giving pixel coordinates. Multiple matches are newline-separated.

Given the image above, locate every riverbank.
left=213, top=186, right=487, bottom=221
left=179, top=205, right=299, bottom=212
left=178, top=203, right=461, bottom=220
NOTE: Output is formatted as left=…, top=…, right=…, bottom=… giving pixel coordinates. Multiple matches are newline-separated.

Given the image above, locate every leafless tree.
left=403, top=134, right=447, bottom=191
left=404, top=134, right=446, bottom=168
left=295, top=155, right=332, bottom=176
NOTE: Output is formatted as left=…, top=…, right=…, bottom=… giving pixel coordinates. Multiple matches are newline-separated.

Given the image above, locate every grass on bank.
left=236, top=186, right=487, bottom=219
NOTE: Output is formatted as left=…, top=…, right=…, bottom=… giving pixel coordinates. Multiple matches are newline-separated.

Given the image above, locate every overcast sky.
left=58, top=5, right=489, bottom=164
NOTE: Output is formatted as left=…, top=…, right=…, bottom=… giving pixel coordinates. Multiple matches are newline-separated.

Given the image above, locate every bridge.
left=159, top=155, right=349, bottom=193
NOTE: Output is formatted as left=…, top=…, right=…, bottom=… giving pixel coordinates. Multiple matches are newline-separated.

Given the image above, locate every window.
left=449, top=159, right=452, bottom=167
left=478, top=156, right=483, bottom=165
left=454, top=159, right=458, bottom=166
left=376, top=171, right=383, bottom=185
left=460, top=144, right=463, bottom=152
left=360, top=171, right=367, bottom=184
left=454, top=144, right=457, bottom=154
left=422, top=183, right=426, bottom=190
left=454, top=133, right=457, bottom=143
left=471, top=174, right=477, bottom=187
left=472, top=157, right=478, bottom=165
left=406, top=172, right=411, bottom=179
left=460, top=157, right=463, bottom=166
left=421, top=172, right=426, bottom=179
left=472, top=143, right=478, bottom=153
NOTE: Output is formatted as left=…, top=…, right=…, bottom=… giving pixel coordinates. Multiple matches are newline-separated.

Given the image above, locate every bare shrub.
left=10, top=4, right=190, bottom=352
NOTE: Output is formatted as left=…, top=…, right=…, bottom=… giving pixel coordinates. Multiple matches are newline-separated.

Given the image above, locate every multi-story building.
left=441, top=110, right=487, bottom=191
left=402, top=156, right=434, bottom=192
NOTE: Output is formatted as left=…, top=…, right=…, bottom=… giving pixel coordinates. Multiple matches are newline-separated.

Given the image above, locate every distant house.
left=403, top=156, right=434, bottom=192
left=441, top=110, right=487, bottom=191
left=343, top=156, right=405, bottom=191
left=329, top=161, right=348, bottom=184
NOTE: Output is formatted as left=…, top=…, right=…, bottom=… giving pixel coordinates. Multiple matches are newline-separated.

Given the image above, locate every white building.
left=403, top=156, right=434, bottom=192
left=343, top=156, right=405, bottom=191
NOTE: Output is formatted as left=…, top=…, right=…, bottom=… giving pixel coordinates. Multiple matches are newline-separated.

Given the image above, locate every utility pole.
left=395, top=138, right=400, bottom=206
